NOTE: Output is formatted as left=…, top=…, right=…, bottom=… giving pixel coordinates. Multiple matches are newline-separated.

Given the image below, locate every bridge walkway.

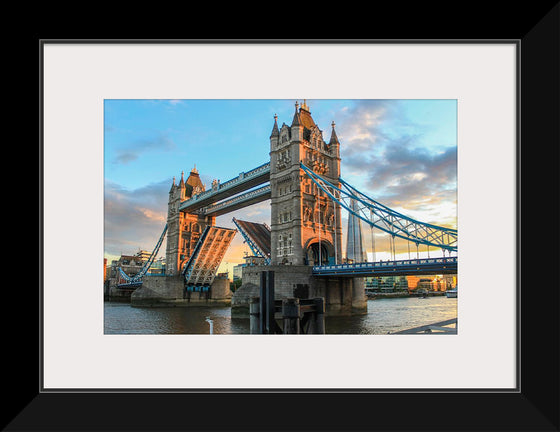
left=179, top=162, right=270, bottom=213
left=312, top=257, right=457, bottom=277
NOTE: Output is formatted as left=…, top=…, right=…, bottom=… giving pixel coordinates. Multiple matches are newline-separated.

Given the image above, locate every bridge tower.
left=269, top=101, right=343, bottom=266
left=233, top=101, right=367, bottom=316
left=165, top=167, right=215, bottom=275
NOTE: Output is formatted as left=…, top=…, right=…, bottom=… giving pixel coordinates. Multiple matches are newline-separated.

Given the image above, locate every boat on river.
left=445, top=287, right=458, bottom=298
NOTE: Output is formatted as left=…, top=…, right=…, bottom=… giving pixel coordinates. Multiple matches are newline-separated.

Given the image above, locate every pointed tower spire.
left=178, top=170, right=186, bottom=200
left=270, top=113, right=279, bottom=138
left=329, top=121, right=339, bottom=145
left=291, top=101, right=301, bottom=127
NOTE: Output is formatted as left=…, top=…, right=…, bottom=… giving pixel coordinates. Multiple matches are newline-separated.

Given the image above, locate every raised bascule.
left=124, top=101, right=457, bottom=315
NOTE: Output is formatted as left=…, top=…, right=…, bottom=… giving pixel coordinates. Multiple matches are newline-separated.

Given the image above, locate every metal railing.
left=313, top=256, right=458, bottom=272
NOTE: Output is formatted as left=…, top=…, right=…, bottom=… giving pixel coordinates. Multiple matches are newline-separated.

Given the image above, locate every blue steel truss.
left=181, top=225, right=236, bottom=291
left=232, top=217, right=271, bottom=264
left=300, top=163, right=457, bottom=252
left=181, top=225, right=211, bottom=279
left=118, top=224, right=168, bottom=283
left=312, top=256, right=458, bottom=277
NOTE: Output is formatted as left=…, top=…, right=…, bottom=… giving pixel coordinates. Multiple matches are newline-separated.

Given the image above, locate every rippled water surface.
left=104, top=296, right=457, bottom=335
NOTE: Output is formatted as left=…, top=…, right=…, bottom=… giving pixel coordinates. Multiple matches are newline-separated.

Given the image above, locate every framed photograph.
left=20, top=19, right=559, bottom=431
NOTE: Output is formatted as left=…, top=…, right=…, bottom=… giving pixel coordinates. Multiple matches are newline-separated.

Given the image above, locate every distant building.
left=443, top=274, right=456, bottom=290
left=136, top=249, right=151, bottom=262
left=115, top=254, right=144, bottom=268
left=364, top=274, right=456, bottom=294
left=366, top=275, right=408, bottom=292
left=145, top=256, right=165, bottom=275
left=232, top=255, right=266, bottom=282
left=232, top=265, right=243, bottom=282
left=346, top=198, right=366, bottom=263
left=106, top=250, right=164, bottom=293
left=416, top=278, right=433, bottom=292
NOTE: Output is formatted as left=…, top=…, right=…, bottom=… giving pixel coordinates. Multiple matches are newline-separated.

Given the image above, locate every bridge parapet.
left=216, top=162, right=270, bottom=191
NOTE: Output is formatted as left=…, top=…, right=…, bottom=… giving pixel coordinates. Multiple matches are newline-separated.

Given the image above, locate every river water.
left=104, top=296, right=457, bottom=335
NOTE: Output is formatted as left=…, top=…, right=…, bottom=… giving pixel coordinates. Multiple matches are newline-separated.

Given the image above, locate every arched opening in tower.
left=305, top=240, right=334, bottom=266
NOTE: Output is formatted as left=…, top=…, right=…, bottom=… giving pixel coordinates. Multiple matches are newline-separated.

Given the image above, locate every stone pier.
left=231, top=265, right=367, bottom=317
left=131, top=274, right=232, bottom=307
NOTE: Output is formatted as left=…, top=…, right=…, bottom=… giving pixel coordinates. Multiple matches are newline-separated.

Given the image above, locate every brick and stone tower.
left=269, top=101, right=343, bottom=266
left=165, top=167, right=215, bottom=275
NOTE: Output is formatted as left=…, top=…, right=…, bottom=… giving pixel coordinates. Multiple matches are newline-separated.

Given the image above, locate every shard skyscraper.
left=346, top=198, right=365, bottom=262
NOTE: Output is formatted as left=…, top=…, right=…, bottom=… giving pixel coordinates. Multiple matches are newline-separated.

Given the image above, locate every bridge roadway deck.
left=179, top=162, right=270, bottom=213
left=312, top=257, right=457, bottom=277
left=202, top=185, right=271, bottom=216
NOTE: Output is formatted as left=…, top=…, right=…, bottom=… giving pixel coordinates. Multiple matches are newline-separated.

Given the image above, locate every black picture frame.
left=16, top=8, right=559, bottom=430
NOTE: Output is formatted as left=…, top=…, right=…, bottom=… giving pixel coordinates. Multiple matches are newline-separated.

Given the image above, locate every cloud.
left=370, top=141, right=457, bottom=198
left=104, top=179, right=170, bottom=257
left=335, top=100, right=457, bottom=226
left=337, top=100, right=391, bottom=157
left=112, top=132, right=176, bottom=165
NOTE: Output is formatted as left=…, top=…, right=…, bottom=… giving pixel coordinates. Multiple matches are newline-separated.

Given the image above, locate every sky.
left=104, top=99, right=457, bottom=275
